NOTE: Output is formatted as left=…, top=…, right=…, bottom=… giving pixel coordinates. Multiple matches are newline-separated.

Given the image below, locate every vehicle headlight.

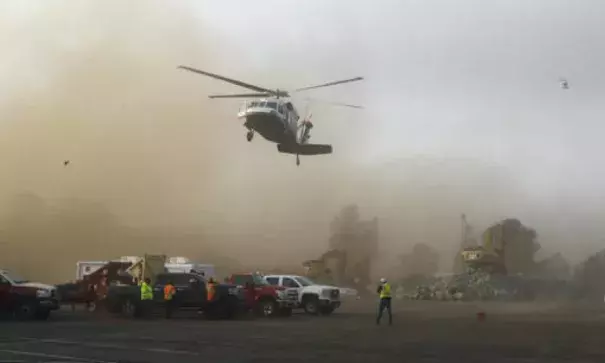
left=36, top=289, right=52, bottom=298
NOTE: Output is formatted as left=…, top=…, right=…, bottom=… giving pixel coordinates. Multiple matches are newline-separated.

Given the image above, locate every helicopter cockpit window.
left=248, top=101, right=260, bottom=108
left=265, top=102, right=278, bottom=110
left=285, top=102, right=294, bottom=111
left=277, top=104, right=285, bottom=114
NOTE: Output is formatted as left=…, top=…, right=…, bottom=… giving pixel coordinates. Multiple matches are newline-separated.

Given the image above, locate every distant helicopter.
left=178, top=66, right=363, bottom=166
left=560, top=78, right=569, bottom=89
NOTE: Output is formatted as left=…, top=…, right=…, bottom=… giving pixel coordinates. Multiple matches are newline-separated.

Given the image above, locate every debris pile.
left=397, top=268, right=573, bottom=302
left=393, top=216, right=573, bottom=302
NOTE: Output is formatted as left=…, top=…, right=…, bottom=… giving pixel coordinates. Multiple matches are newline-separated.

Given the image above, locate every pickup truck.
left=263, top=274, right=341, bottom=315
left=0, top=269, right=59, bottom=320
left=226, top=273, right=298, bottom=317
left=105, top=272, right=245, bottom=319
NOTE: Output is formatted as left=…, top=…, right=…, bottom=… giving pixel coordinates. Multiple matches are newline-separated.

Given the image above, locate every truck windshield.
left=2, top=271, right=29, bottom=284
left=253, top=274, right=268, bottom=285
left=295, top=276, right=316, bottom=287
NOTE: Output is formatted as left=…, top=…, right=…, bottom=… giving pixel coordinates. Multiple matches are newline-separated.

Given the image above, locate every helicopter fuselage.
left=237, top=98, right=300, bottom=144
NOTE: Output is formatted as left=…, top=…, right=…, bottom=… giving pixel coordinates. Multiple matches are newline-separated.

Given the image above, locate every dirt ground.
left=1, top=300, right=604, bottom=362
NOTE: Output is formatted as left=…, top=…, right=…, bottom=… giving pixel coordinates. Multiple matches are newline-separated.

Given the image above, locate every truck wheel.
left=303, top=296, right=319, bottom=315
left=319, top=306, right=334, bottom=316
left=122, top=299, right=137, bottom=318
left=258, top=299, right=277, bottom=317
left=34, top=309, right=51, bottom=320
left=14, top=303, right=36, bottom=320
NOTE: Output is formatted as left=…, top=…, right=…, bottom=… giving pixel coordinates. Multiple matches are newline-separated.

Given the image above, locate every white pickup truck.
left=263, top=274, right=341, bottom=315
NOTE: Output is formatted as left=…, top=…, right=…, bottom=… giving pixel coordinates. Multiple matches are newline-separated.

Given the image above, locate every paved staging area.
left=1, top=301, right=605, bottom=363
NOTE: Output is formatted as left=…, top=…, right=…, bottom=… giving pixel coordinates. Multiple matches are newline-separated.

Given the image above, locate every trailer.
left=76, top=261, right=110, bottom=281
left=74, top=256, right=215, bottom=281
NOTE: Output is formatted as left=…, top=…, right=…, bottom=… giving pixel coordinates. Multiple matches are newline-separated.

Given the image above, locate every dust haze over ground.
left=1, top=0, right=605, bottom=282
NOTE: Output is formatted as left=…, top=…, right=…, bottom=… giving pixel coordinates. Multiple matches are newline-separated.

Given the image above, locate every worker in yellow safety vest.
left=163, top=280, right=177, bottom=319
left=139, top=277, right=154, bottom=318
left=376, top=277, right=392, bottom=325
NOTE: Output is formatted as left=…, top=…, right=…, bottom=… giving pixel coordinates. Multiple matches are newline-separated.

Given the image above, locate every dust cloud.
left=1, top=1, right=605, bottom=283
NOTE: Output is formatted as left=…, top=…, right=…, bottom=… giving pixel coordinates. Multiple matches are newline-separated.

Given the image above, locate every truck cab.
left=0, top=269, right=59, bottom=320
left=226, top=272, right=297, bottom=317
left=263, top=274, right=341, bottom=315
left=153, top=272, right=209, bottom=307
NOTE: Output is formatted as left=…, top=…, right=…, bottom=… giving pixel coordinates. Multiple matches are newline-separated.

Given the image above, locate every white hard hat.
left=380, top=278, right=387, bottom=283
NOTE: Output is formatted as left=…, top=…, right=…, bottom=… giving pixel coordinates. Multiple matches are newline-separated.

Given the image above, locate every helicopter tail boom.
left=277, top=143, right=333, bottom=156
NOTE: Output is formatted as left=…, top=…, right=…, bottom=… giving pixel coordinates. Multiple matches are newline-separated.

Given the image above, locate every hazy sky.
left=1, top=0, right=605, bottom=274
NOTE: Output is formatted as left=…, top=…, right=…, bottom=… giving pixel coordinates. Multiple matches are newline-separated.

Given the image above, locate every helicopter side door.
left=283, top=102, right=299, bottom=141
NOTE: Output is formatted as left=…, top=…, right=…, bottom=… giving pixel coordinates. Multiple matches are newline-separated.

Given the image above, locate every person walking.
left=376, top=277, right=392, bottom=325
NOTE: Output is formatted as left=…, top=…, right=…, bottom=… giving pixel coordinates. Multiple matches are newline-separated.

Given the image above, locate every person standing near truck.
left=163, top=280, right=176, bottom=319
left=139, top=277, right=153, bottom=318
left=207, top=277, right=217, bottom=301
left=376, top=277, right=392, bottom=326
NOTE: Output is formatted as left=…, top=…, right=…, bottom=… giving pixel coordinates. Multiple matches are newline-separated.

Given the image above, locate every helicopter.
left=178, top=65, right=363, bottom=166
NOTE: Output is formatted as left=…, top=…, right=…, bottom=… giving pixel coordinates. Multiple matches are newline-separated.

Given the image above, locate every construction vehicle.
left=461, top=219, right=539, bottom=275
left=105, top=255, right=245, bottom=319
left=57, top=261, right=132, bottom=311
left=303, top=249, right=346, bottom=285
left=461, top=223, right=507, bottom=274
left=124, top=254, right=168, bottom=286
left=56, top=254, right=165, bottom=311
left=58, top=255, right=215, bottom=311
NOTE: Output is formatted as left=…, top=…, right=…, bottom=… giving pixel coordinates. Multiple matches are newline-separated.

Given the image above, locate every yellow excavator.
left=461, top=223, right=507, bottom=274
left=303, top=249, right=346, bottom=285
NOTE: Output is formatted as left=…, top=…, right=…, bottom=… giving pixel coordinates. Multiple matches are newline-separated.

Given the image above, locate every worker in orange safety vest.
left=207, top=277, right=217, bottom=301
left=163, top=280, right=177, bottom=319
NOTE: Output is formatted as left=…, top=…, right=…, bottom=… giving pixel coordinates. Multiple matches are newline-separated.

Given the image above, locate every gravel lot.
left=1, top=300, right=604, bottom=363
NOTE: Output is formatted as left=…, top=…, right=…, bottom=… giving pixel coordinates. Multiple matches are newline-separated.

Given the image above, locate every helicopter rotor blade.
left=294, top=77, right=364, bottom=92
left=178, top=65, right=277, bottom=94
left=208, top=93, right=272, bottom=99
left=304, top=97, right=364, bottom=109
